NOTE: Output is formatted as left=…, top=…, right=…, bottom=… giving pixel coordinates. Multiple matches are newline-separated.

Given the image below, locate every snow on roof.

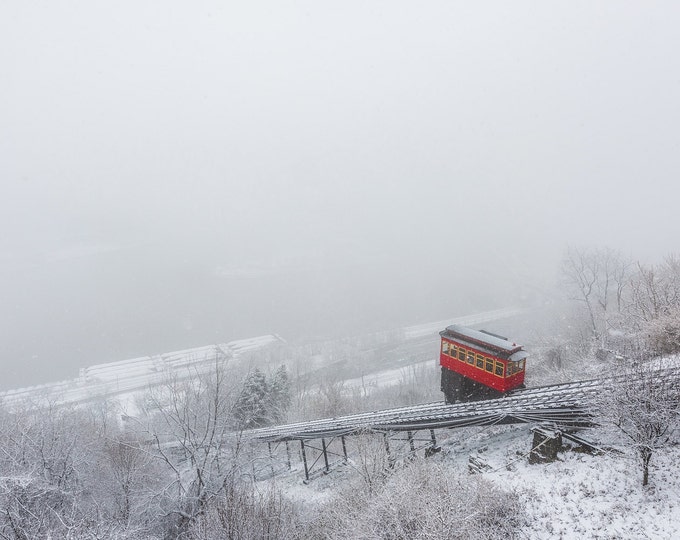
left=509, top=350, right=529, bottom=362
left=441, top=325, right=523, bottom=355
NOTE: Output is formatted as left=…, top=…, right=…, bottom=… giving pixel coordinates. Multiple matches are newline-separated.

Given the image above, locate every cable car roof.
left=440, top=324, right=524, bottom=355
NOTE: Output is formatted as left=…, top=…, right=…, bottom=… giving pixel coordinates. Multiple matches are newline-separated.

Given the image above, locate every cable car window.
left=451, top=345, right=458, bottom=356
left=476, top=354, right=484, bottom=369
left=467, top=351, right=474, bottom=364
left=519, top=359, right=525, bottom=370
left=495, top=361, right=505, bottom=377
left=485, top=359, right=494, bottom=372
left=442, top=341, right=450, bottom=355
left=458, top=348, right=466, bottom=361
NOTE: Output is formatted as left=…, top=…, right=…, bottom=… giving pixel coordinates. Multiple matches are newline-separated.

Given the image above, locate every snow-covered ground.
left=271, top=423, right=680, bottom=539
left=343, top=359, right=434, bottom=391
left=463, top=425, right=680, bottom=539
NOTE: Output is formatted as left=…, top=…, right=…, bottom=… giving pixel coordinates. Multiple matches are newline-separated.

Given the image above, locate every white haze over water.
left=1, top=1, right=679, bottom=389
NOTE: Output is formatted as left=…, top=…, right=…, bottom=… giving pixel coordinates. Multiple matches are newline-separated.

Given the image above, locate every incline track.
left=250, top=372, right=677, bottom=443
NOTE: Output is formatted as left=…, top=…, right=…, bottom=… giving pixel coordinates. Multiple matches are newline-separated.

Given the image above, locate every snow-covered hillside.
left=275, top=423, right=680, bottom=539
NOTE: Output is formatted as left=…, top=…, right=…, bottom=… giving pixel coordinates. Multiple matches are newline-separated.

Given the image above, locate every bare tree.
left=101, top=434, right=158, bottom=527
left=138, top=353, right=246, bottom=538
left=563, top=247, right=632, bottom=342
left=601, top=359, right=680, bottom=486
left=628, top=256, right=680, bottom=327
left=349, top=431, right=391, bottom=496
left=0, top=402, right=113, bottom=539
left=312, top=375, right=351, bottom=419
left=563, top=247, right=602, bottom=337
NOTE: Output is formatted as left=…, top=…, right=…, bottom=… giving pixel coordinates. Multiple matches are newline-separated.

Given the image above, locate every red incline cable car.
left=439, top=325, right=527, bottom=403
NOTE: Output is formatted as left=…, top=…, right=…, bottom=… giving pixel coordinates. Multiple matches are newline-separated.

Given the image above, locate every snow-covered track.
left=250, top=372, right=678, bottom=443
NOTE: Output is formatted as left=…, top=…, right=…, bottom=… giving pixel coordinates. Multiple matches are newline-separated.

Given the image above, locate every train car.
left=439, top=325, right=527, bottom=403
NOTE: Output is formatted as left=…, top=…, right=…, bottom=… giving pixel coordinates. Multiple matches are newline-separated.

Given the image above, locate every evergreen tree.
left=269, top=365, right=292, bottom=423
left=233, top=369, right=270, bottom=428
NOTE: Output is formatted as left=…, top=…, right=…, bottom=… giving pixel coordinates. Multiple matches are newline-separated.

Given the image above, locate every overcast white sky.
left=2, top=2, right=680, bottom=387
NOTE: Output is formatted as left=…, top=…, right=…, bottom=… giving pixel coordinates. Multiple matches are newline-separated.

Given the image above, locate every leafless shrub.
left=184, top=478, right=300, bottom=540
left=303, top=459, right=525, bottom=540
left=349, top=431, right=391, bottom=495
left=642, top=307, right=680, bottom=356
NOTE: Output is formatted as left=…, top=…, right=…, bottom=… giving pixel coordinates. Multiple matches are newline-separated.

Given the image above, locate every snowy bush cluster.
left=0, top=362, right=294, bottom=539
left=307, top=460, right=525, bottom=540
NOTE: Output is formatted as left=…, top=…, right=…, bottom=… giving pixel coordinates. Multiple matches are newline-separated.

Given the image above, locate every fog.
left=2, top=1, right=679, bottom=389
